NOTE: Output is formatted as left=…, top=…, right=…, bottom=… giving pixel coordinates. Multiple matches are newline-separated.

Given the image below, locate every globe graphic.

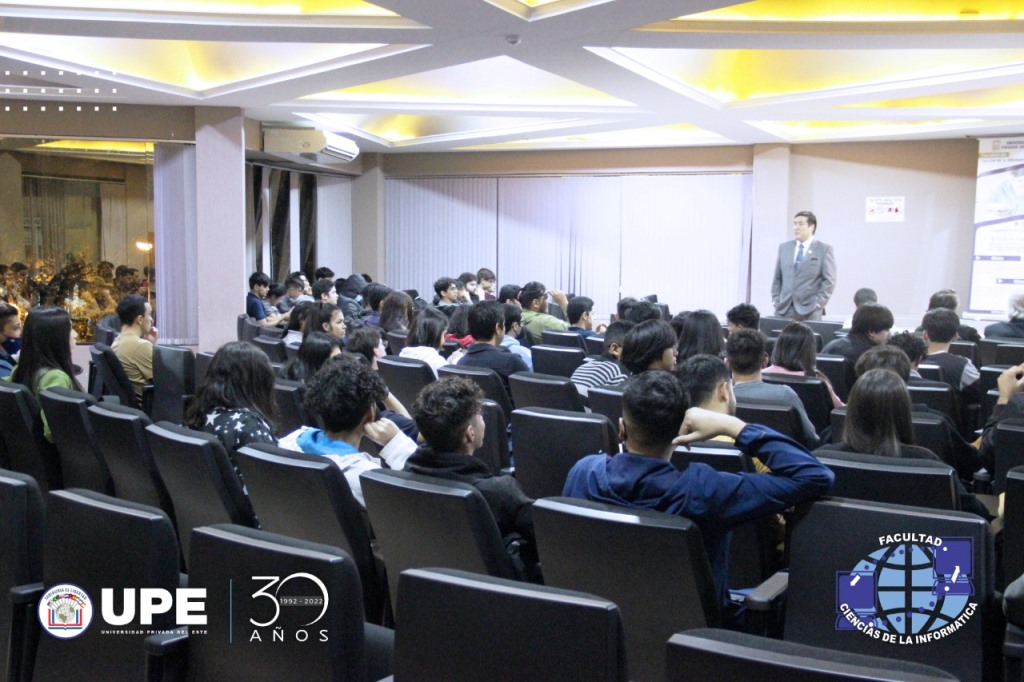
left=852, top=542, right=969, bottom=636
left=53, top=600, right=78, bottom=625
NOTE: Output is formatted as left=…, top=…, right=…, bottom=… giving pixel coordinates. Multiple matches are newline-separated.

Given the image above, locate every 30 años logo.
left=836, top=533, right=977, bottom=644
left=246, top=573, right=331, bottom=643
left=38, top=584, right=93, bottom=639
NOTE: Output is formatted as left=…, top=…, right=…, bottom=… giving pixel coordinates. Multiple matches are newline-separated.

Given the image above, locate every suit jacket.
left=771, top=239, right=836, bottom=316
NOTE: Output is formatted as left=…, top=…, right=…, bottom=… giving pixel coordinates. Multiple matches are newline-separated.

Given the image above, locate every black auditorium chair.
left=587, top=386, right=624, bottom=433
left=393, top=568, right=628, bottom=682
left=666, top=628, right=957, bottom=682
left=11, top=489, right=180, bottom=681
left=194, top=351, right=215, bottom=387
left=252, top=334, right=287, bottom=363
left=509, top=371, right=586, bottom=412
left=236, top=313, right=248, bottom=341
left=803, top=320, right=844, bottom=348
left=585, top=335, right=605, bottom=356
left=151, top=344, right=195, bottom=424
left=360, top=468, right=517, bottom=616
left=37, top=387, right=112, bottom=494
left=761, top=373, right=833, bottom=434
left=0, top=469, right=44, bottom=682
left=475, top=399, right=510, bottom=474
left=907, top=383, right=959, bottom=424
left=816, top=354, right=851, bottom=402
left=258, top=325, right=285, bottom=340
left=91, top=342, right=150, bottom=411
left=510, top=407, right=617, bottom=499
left=531, top=345, right=587, bottom=378
left=996, top=343, right=1024, bottom=366
left=533, top=497, right=730, bottom=682
left=916, top=363, right=945, bottom=382
left=438, top=365, right=513, bottom=420
left=145, top=421, right=258, bottom=569
left=87, top=402, right=175, bottom=522
left=0, top=381, right=62, bottom=492
left=949, top=340, right=979, bottom=366
left=378, top=356, right=436, bottom=409
left=1002, top=465, right=1024, bottom=591
left=234, top=444, right=389, bottom=624
left=240, top=316, right=263, bottom=344
left=992, top=419, right=1024, bottom=494
left=735, top=402, right=804, bottom=443
left=813, top=450, right=958, bottom=511
left=146, top=525, right=394, bottom=682
left=784, top=498, right=995, bottom=682
left=758, top=316, right=791, bottom=338
left=386, top=330, right=408, bottom=355
left=541, top=329, right=586, bottom=350
left=274, top=379, right=313, bottom=437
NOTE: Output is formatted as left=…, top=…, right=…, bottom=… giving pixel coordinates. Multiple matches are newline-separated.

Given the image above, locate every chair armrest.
left=10, top=582, right=44, bottom=605
left=144, top=630, right=189, bottom=682
left=974, top=469, right=992, bottom=494
left=742, top=570, right=788, bottom=612
left=143, top=384, right=155, bottom=415
left=9, top=583, right=44, bottom=682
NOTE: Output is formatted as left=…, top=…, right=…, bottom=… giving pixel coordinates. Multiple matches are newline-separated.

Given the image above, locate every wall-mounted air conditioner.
left=261, top=127, right=360, bottom=164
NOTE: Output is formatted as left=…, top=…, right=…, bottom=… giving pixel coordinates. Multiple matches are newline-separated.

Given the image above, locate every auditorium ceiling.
left=0, top=0, right=1023, bottom=152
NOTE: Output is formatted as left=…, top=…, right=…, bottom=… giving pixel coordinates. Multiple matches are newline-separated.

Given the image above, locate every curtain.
left=23, top=178, right=66, bottom=265
left=153, top=143, right=199, bottom=345
left=99, top=183, right=127, bottom=267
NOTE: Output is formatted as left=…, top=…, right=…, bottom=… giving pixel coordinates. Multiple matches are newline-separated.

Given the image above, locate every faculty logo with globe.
left=835, top=534, right=978, bottom=644
left=38, top=584, right=93, bottom=639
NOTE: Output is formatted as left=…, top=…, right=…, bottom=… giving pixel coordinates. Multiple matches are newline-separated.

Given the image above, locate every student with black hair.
left=499, top=303, right=532, bottom=370
left=111, top=293, right=158, bottom=399
left=676, top=309, right=725, bottom=361
left=519, top=281, right=569, bottom=344
left=725, top=303, right=760, bottom=335
left=246, top=271, right=282, bottom=327
left=570, top=319, right=634, bottom=394
left=399, top=307, right=452, bottom=377
left=279, top=354, right=417, bottom=508
left=567, top=296, right=598, bottom=338
left=457, top=301, right=528, bottom=395
left=620, top=319, right=677, bottom=375
left=564, top=370, right=833, bottom=611
left=303, top=302, right=346, bottom=342
left=280, top=331, right=340, bottom=383
left=0, top=303, right=22, bottom=376
left=9, top=306, right=81, bottom=440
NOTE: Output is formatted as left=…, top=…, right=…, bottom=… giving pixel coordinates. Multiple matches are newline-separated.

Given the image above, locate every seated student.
left=0, top=303, right=22, bottom=376
left=816, top=368, right=990, bottom=520
left=725, top=303, right=759, bottom=335
left=265, top=283, right=288, bottom=317
left=566, top=296, right=599, bottom=338
left=854, top=346, right=980, bottom=480
left=445, top=305, right=474, bottom=350
left=985, top=290, right=1024, bottom=339
left=336, top=274, right=369, bottom=330
left=477, top=267, right=497, bottom=301
left=499, top=303, right=533, bottom=370
left=616, top=297, right=640, bottom=323
left=822, top=302, right=893, bottom=387
left=281, top=274, right=314, bottom=312
left=280, top=331, right=340, bottom=383
left=727, top=329, right=820, bottom=449
left=980, top=362, right=1024, bottom=476
left=764, top=322, right=843, bottom=408
left=405, top=377, right=540, bottom=580
left=303, top=302, right=346, bottom=342
left=379, top=290, right=414, bottom=335
left=921, top=289, right=980, bottom=343
left=889, top=330, right=930, bottom=380
left=620, top=319, right=677, bottom=374
left=110, top=294, right=158, bottom=400
left=246, top=271, right=282, bottom=327
left=8, top=306, right=81, bottom=441
left=312, top=278, right=339, bottom=306
left=433, top=276, right=466, bottom=318
left=921, top=307, right=981, bottom=406
left=279, top=354, right=417, bottom=507
left=841, top=287, right=877, bottom=329
left=314, top=266, right=335, bottom=282
left=677, top=309, right=725, bottom=362
left=519, top=281, right=569, bottom=344
left=283, top=301, right=312, bottom=345
left=360, top=283, right=392, bottom=329
left=570, top=320, right=634, bottom=394
left=498, top=283, right=522, bottom=308
left=457, top=301, right=529, bottom=396
left=184, top=341, right=278, bottom=479
left=399, top=307, right=452, bottom=377
left=625, top=300, right=662, bottom=324
left=344, top=327, right=418, bottom=439
left=458, top=272, right=480, bottom=304
left=563, top=370, right=834, bottom=611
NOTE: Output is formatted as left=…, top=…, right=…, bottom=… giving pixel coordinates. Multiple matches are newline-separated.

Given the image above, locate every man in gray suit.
left=771, top=211, right=837, bottom=321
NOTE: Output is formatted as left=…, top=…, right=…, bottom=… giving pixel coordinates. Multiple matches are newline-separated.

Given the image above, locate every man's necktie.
left=794, top=242, right=804, bottom=272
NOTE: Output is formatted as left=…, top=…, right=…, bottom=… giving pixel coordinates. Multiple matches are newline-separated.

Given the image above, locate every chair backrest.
left=585, top=335, right=605, bottom=356
left=667, top=628, right=959, bottom=682
left=511, top=407, right=618, bottom=499
left=438, top=364, right=513, bottom=419
left=785, top=498, right=995, bottom=682
left=474, top=399, right=510, bottom=474
left=252, top=334, right=287, bottom=363
left=194, top=351, right=215, bottom=387
left=541, top=329, right=586, bottom=350
left=92, top=324, right=118, bottom=347
left=258, top=325, right=285, bottom=339
left=0, top=469, right=44, bottom=682
left=37, top=387, right=112, bottom=494
left=87, top=402, right=174, bottom=518
left=547, top=302, right=567, bottom=320
left=91, top=342, right=140, bottom=409
left=386, top=330, right=409, bottom=355
left=378, top=356, right=437, bottom=409
left=274, top=379, right=312, bottom=437
left=670, top=445, right=749, bottom=473
left=814, top=449, right=958, bottom=510
left=188, top=524, right=369, bottom=681
left=234, top=444, right=387, bottom=623
left=360, top=468, right=516, bottom=615
left=588, top=386, right=624, bottom=433
left=236, top=313, right=248, bottom=340
left=803, top=320, right=844, bottom=348
left=916, top=363, right=945, bottom=382
left=997, top=343, right=1024, bottom=366
left=240, top=316, right=263, bottom=343
left=908, top=384, right=958, bottom=423
left=816, top=354, right=851, bottom=402
left=533, top=497, right=720, bottom=682
left=993, top=419, right=1024, bottom=494
left=145, top=421, right=257, bottom=568
left=531, top=345, right=587, bottom=378
left=761, top=373, right=833, bottom=433
left=151, top=344, right=196, bottom=424
left=30, top=489, right=179, bottom=681
left=395, top=568, right=628, bottom=682
left=978, top=338, right=1024, bottom=366
left=509, top=371, right=586, bottom=412
left=758, top=316, right=791, bottom=337
left=1003, top=465, right=1024, bottom=590
left=735, top=401, right=803, bottom=441
left=0, top=381, right=62, bottom=492
left=948, top=341, right=979, bottom=366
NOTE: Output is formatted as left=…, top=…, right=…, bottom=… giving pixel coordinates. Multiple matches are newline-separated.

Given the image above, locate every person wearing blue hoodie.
left=279, top=353, right=417, bottom=508
left=563, top=370, right=834, bottom=612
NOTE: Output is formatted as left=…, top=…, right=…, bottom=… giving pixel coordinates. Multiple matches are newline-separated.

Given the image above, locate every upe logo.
left=836, top=533, right=978, bottom=644
left=38, top=584, right=93, bottom=639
